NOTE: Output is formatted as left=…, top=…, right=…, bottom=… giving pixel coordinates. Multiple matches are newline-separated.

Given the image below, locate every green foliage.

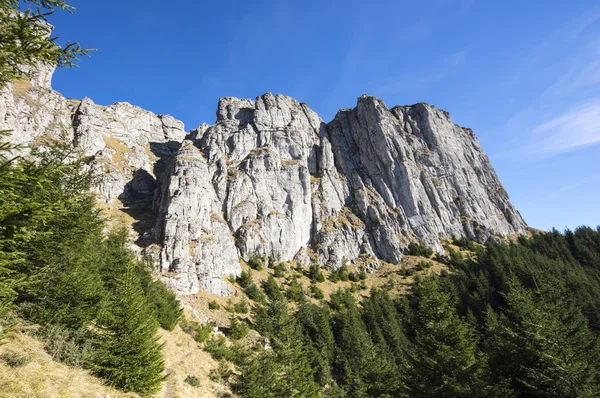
left=407, top=279, right=489, bottom=397
left=180, top=317, right=214, bottom=344
left=0, top=351, right=30, bottom=367
left=143, top=279, right=181, bottom=331
left=245, top=283, right=266, bottom=303
left=234, top=299, right=249, bottom=314
left=239, top=298, right=321, bottom=398
left=209, top=300, right=221, bottom=310
left=452, top=235, right=478, bottom=252
left=310, top=284, right=324, bottom=300
left=184, top=375, right=201, bottom=387
left=406, top=241, right=434, bottom=258
left=237, top=269, right=253, bottom=288
left=286, top=280, right=305, bottom=302
left=205, top=335, right=239, bottom=363
left=309, top=263, right=325, bottom=283
left=247, top=252, right=265, bottom=271
left=34, top=324, right=93, bottom=367
left=90, top=263, right=165, bottom=396
left=415, top=260, right=432, bottom=270
left=273, top=262, right=287, bottom=277
left=0, top=0, right=94, bottom=88
left=261, top=275, right=284, bottom=302
left=228, top=315, right=249, bottom=340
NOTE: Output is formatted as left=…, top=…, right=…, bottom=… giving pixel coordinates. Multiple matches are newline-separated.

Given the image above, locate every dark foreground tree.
left=91, top=262, right=165, bottom=396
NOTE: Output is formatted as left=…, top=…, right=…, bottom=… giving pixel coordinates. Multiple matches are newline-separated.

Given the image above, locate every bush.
left=205, top=336, right=236, bottom=362
left=273, top=262, right=287, bottom=278
left=286, top=280, right=305, bottom=302
left=358, top=269, right=367, bottom=280
left=237, top=269, right=253, bottom=288
left=416, top=261, right=432, bottom=271
left=0, top=351, right=30, bottom=368
left=209, top=360, right=233, bottom=383
left=209, top=300, right=220, bottom=310
left=309, top=263, right=325, bottom=283
left=261, top=275, right=283, bottom=301
left=310, top=284, right=324, bottom=300
left=406, top=242, right=434, bottom=258
left=180, top=318, right=213, bottom=343
left=228, top=315, right=249, bottom=340
left=452, top=235, right=477, bottom=252
left=245, top=283, right=266, bottom=303
left=337, top=265, right=349, bottom=281
left=184, top=375, right=201, bottom=387
left=234, top=299, right=249, bottom=314
left=34, top=324, right=93, bottom=367
left=348, top=272, right=360, bottom=282
left=145, top=280, right=182, bottom=331
left=247, top=252, right=265, bottom=271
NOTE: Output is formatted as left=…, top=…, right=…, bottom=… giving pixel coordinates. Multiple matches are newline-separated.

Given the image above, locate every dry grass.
left=10, top=79, right=34, bottom=99
left=0, top=330, right=137, bottom=398
left=0, top=319, right=236, bottom=398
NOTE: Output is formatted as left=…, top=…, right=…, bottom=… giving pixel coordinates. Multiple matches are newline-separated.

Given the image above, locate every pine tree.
left=0, top=0, right=93, bottom=87
left=407, top=279, right=489, bottom=397
left=243, top=298, right=320, bottom=397
left=485, top=279, right=600, bottom=397
left=91, top=262, right=165, bottom=395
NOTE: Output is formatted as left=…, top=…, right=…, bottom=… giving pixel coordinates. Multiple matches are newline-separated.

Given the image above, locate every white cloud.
left=531, top=101, right=600, bottom=155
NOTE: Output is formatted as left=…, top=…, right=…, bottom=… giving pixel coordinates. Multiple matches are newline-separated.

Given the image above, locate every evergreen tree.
left=91, top=262, right=165, bottom=395
left=243, top=298, right=320, bottom=397
left=0, top=0, right=93, bottom=87
left=407, top=279, right=488, bottom=397
left=485, top=279, right=600, bottom=397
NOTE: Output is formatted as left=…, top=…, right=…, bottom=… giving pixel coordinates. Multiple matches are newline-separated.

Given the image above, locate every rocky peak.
left=1, top=62, right=527, bottom=296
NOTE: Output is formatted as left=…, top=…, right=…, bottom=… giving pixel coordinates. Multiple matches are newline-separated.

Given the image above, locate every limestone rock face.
left=2, top=64, right=527, bottom=296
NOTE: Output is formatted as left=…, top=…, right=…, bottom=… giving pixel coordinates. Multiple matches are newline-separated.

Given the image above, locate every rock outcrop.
left=1, top=67, right=527, bottom=296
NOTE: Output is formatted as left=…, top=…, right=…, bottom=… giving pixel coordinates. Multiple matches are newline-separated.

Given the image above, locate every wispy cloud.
left=530, top=100, right=600, bottom=155
left=496, top=7, right=600, bottom=160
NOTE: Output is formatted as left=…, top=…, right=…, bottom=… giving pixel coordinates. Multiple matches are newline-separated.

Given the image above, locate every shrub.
left=337, top=265, right=349, bottom=281
left=184, top=375, right=201, bottom=387
left=416, top=261, right=432, bottom=271
left=310, top=284, right=324, bottom=300
left=261, top=275, right=283, bottom=301
left=208, top=300, right=220, bottom=310
left=247, top=252, right=265, bottom=271
left=180, top=318, right=213, bottom=343
left=358, top=269, right=367, bottom=280
left=145, top=279, right=182, bottom=331
left=245, top=283, right=266, bottom=303
left=407, top=242, right=434, bottom=258
left=273, top=262, right=287, bottom=277
left=0, top=351, right=30, bottom=368
left=228, top=315, right=249, bottom=340
left=237, top=269, right=253, bottom=288
left=205, top=336, right=236, bottom=362
left=359, top=280, right=368, bottom=290
left=452, top=235, right=477, bottom=252
left=34, top=324, right=93, bottom=367
left=309, top=263, right=325, bottom=283
left=209, top=360, right=233, bottom=383
left=286, top=280, right=305, bottom=302
left=234, top=299, right=249, bottom=314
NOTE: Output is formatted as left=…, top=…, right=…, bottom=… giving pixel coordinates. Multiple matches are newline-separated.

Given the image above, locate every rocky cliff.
left=1, top=66, right=527, bottom=296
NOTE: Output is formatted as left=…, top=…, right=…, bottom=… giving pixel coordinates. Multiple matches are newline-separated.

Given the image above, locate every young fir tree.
left=485, top=279, right=600, bottom=397
left=91, top=261, right=165, bottom=395
left=242, top=298, right=320, bottom=398
left=407, top=279, right=489, bottom=397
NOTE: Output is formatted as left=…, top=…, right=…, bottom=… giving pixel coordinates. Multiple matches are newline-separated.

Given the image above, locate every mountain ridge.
left=0, top=65, right=527, bottom=296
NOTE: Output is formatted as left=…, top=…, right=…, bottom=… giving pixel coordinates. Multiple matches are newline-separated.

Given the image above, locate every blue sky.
left=47, top=0, right=600, bottom=231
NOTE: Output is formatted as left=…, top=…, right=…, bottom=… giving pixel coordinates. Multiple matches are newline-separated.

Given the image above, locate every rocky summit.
left=1, top=65, right=527, bottom=296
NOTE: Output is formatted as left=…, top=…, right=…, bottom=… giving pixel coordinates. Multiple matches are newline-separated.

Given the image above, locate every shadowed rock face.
left=1, top=68, right=527, bottom=296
